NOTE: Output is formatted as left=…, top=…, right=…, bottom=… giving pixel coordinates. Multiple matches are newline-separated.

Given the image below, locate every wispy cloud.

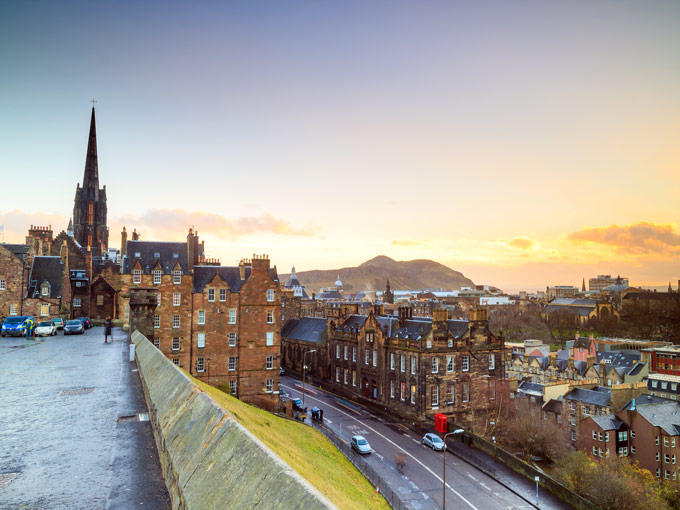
left=0, top=209, right=68, bottom=241
left=117, top=209, right=320, bottom=240
left=392, top=239, right=427, bottom=247
left=506, top=236, right=537, bottom=250
left=568, top=222, right=680, bottom=255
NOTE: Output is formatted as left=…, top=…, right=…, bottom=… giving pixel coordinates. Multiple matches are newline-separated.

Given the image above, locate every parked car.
left=1, top=316, right=35, bottom=337
left=351, top=435, right=372, bottom=455
left=291, top=398, right=307, bottom=413
left=78, top=317, right=92, bottom=329
left=279, top=387, right=289, bottom=400
left=51, top=317, right=65, bottom=330
left=64, top=319, right=85, bottom=335
left=279, top=366, right=285, bottom=376
left=423, top=433, right=447, bottom=451
left=35, top=321, right=57, bottom=337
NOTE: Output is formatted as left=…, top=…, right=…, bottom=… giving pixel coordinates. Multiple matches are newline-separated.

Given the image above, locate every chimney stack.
left=239, top=259, right=246, bottom=280
left=121, top=227, right=127, bottom=258
left=60, top=240, right=68, bottom=265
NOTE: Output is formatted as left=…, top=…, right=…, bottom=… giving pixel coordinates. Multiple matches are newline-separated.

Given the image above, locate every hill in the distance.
left=280, top=256, right=474, bottom=294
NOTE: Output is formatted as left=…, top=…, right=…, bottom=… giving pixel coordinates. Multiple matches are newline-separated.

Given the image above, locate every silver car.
left=351, top=435, right=371, bottom=455
left=423, top=433, right=446, bottom=451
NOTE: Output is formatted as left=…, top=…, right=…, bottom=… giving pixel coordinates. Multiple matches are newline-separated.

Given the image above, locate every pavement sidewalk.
left=0, top=327, right=169, bottom=510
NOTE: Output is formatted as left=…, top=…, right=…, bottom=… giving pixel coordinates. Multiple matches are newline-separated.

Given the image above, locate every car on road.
left=291, top=397, right=307, bottom=412
left=51, top=317, right=65, bottom=330
left=35, top=321, right=57, bottom=337
left=351, top=435, right=372, bottom=455
left=279, top=366, right=285, bottom=376
left=279, top=387, right=289, bottom=400
left=1, top=316, right=36, bottom=337
left=64, top=319, right=85, bottom=335
left=422, top=433, right=447, bottom=451
left=78, top=317, right=92, bottom=329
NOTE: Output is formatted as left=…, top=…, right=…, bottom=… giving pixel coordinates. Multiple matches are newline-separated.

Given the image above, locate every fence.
left=314, top=423, right=429, bottom=510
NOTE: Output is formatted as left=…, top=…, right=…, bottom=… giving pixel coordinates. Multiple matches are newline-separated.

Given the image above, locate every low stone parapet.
left=131, top=330, right=335, bottom=510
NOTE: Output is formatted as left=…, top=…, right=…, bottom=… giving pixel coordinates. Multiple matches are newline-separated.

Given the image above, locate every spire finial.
left=90, top=98, right=97, bottom=108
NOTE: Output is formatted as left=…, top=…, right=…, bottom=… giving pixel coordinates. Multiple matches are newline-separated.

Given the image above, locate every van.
left=1, top=316, right=36, bottom=337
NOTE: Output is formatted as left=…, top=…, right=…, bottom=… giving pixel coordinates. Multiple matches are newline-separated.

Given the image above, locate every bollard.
left=129, top=343, right=135, bottom=362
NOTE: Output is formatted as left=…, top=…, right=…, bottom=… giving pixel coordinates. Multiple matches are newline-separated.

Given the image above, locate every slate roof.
left=549, top=298, right=598, bottom=306
left=316, top=290, right=343, bottom=300
left=26, top=256, right=63, bottom=298
left=281, top=317, right=328, bottom=345
left=590, top=415, right=623, bottom=431
left=517, top=381, right=544, bottom=397
left=543, top=399, right=563, bottom=414
left=1, top=243, right=30, bottom=260
left=337, top=315, right=368, bottom=333
left=192, top=265, right=251, bottom=293
left=635, top=400, right=680, bottom=436
left=122, top=241, right=190, bottom=275
left=597, top=351, right=640, bottom=369
left=564, top=386, right=611, bottom=407
left=544, top=305, right=595, bottom=317
left=628, top=362, right=646, bottom=377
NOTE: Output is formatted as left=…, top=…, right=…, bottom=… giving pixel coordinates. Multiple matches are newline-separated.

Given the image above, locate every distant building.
left=546, top=285, right=580, bottom=300
left=283, top=266, right=309, bottom=298
left=589, top=275, right=629, bottom=292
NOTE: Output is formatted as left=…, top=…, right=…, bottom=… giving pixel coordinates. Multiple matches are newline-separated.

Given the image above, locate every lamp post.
left=302, top=349, right=317, bottom=406
left=442, top=428, right=464, bottom=510
left=207, top=358, right=211, bottom=385
left=535, top=475, right=540, bottom=507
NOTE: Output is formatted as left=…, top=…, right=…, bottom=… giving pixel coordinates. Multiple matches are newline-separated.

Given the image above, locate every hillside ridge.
left=280, top=255, right=474, bottom=294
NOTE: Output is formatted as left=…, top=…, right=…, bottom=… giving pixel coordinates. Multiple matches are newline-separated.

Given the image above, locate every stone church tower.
left=73, top=106, right=108, bottom=255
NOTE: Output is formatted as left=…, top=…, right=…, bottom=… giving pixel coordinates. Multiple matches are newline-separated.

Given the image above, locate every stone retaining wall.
left=131, top=330, right=335, bottom=510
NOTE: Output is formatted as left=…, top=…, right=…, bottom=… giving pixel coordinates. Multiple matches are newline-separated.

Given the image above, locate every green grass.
left=191, top=376, right=389, bottom=510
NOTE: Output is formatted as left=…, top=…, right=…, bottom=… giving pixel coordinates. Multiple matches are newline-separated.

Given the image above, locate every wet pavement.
left=0, top=327, right=170, bottom=510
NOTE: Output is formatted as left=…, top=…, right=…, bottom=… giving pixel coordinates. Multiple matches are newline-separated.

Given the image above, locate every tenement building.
left=119, top=231, right=281, bottom=412
left=281, top=306, right=505, bottom=425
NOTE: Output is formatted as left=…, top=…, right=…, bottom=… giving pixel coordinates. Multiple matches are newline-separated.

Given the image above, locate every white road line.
left=411, top=438, right=419, bottom=444
left=375, top=453, right=384, bottom=461
left=281, top=383, right=479, bottom=510
left=325, top=418, right=333, bottom=424
left=467, top=473, right=478, bottom=481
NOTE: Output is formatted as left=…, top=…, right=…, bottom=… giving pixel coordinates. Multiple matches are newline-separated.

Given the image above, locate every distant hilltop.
left=281, top=255, right=475, bottom=294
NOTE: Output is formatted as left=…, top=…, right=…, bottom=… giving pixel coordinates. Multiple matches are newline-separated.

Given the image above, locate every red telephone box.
left=434, top=413, right=447, bottom=433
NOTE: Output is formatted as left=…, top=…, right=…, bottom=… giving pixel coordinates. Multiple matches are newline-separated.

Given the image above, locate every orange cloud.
left=117, top=209, right=319, bottom=240
left=0, top=209, right=69, bottom=242
left=506, top=236, right=536, bottom=250
left=568, top=222, right=680, bottom=255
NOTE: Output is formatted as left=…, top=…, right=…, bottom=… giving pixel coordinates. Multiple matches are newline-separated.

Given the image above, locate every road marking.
left=325, top=418, right=333, bottom=424
left=409, top=481, right=418, bottom=489
left=404, top=434, right=412, bottom=439
left=467, top=473, right=478, bottom=481
left=281, top=383, right=479, bottom=510
left=375, top=453, right=384, bottom=461
left=293, top=383, right=318, bottom=396
left=411, top=438, right=419, bottom=444
left=480, top=482, right=490, bottom=491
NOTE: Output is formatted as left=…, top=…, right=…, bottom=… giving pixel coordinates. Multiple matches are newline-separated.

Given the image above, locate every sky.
left=1, top=1, right=679, bottom=292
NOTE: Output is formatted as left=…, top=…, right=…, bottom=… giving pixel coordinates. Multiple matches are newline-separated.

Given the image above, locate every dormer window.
left=154, top=252, right=160, bottom=258
left=41, top=282, right=50, bottom=297
left=134, top=252, right=141, bottom=258
left=173, top=253, right=179, bottom=258
left=173, top=270, right=181, bottom=284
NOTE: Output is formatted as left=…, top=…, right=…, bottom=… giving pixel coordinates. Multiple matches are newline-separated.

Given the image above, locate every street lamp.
left=535, top=475, right=540, bottom=507
left=442, top=428, right=464, bottom=510
left=207, top=358, right=211, bottom=385
left=302, top=350, right=317, bottom=406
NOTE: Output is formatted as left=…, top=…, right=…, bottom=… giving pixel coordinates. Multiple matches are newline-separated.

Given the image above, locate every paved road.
left=0, top=326, right=169, bottom=510
left=282, top=376, right=567, bottom=510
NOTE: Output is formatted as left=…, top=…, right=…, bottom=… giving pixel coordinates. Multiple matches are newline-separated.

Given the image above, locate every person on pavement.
left=104, top=317, right=112, bottom=343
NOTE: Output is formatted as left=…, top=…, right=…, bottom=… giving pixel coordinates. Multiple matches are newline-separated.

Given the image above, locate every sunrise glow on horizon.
left=1, top=1, right=679, bottom=292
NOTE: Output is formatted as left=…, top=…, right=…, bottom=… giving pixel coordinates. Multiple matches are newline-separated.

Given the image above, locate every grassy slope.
left=192, top=377, right=389, bottom=510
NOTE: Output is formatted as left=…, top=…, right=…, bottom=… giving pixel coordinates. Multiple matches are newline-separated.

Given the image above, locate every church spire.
left=582, top=277, right=586, bottom=292
left=82, top=105, right=99, bottom=190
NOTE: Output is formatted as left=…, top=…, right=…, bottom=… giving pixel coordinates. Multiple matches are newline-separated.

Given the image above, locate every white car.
left=351, top=435, right=372, bottom=455
left=35, top=321, right=57, bottom=337
left=423, top=433, right=447, bottom=451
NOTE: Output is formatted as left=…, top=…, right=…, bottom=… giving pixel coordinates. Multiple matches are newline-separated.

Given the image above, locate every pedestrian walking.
left=104, top=317, right=112, bottom=343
